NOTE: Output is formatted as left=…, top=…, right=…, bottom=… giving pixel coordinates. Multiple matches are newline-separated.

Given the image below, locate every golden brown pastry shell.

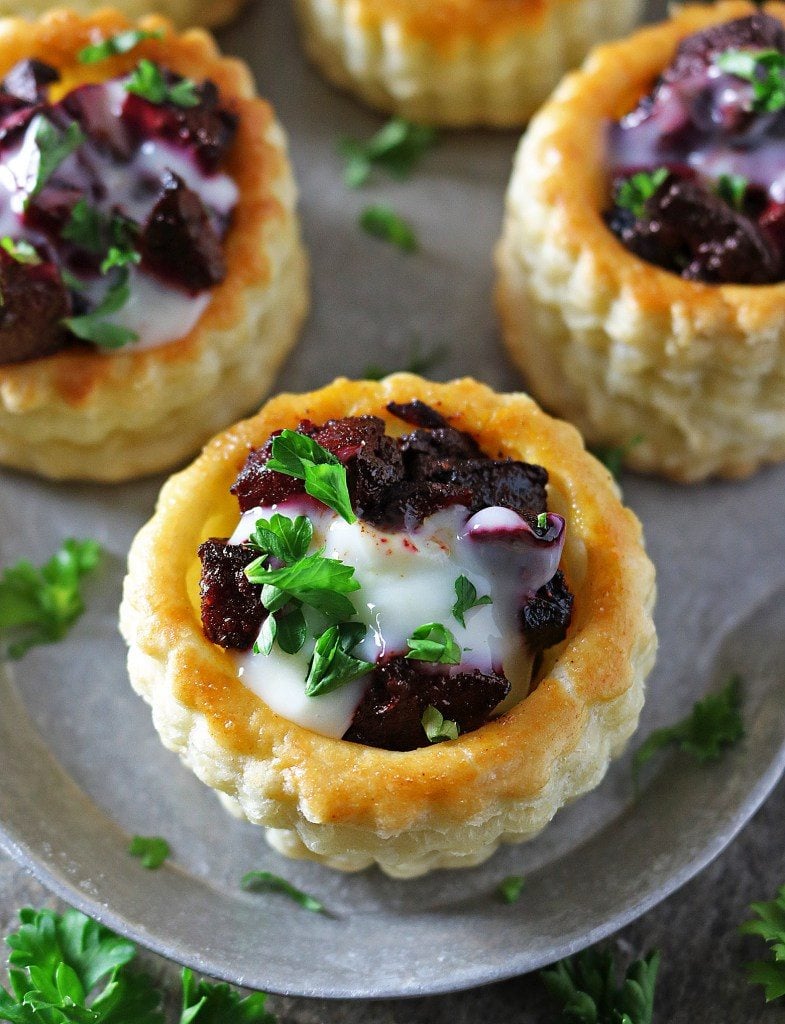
left=496, top=2, right=785, bottom=482
left=0, top=9, right=308, bottom=481
left=120, top=375, right=657, bottom=877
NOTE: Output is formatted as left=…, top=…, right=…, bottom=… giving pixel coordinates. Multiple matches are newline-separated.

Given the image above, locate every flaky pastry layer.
left=0, top=9, right=308, bottom=481
left=292, top=0, right=643, bottom=127
left=0, top=0, right=242, bottom=30
left=496, top=1, right=785, bottom=482
left=120, top=375, right=657, bottom=878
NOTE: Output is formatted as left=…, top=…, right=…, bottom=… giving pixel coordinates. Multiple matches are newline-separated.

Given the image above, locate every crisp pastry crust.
left=291, top=0, right=644, bottom=127
left=496, top=1, right=785, bottom=482
left=0, top=9, right=308, bottom=482
left=120, top=375, right=657, bottom=878
left=0, top=0, right=242, bottom=31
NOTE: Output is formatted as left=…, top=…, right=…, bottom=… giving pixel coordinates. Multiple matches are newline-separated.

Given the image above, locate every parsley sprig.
left=126, top=59, right=200, bottom=108
left=421, top=705, right=459, bottom=743
left=78, top=28, right=164, bottom=64
left=128, top=835, right=170, bottom=870
left=406, top=622, right=461, bottom=664
left=304, top=621, right=372, bottom=697
left=741, top=885, right=785, bottom=1002
left=339, top=118, right=436, bottom=188
left=0, top=539, right=101, bottom=660
left=615, top=169, right=668, bottom=219
left=266, top=431, right=356, bottom=523
left=241, top=872, right=325, bottom=914
left=451, top=575, right=492, bottom=627
left=716, top=48, right=785, bottom=113
left=540, top=946, right=660, bottom=1024
left=632, top=675, right=744, bottom=789
left=28, top=117, right=85, bottom=200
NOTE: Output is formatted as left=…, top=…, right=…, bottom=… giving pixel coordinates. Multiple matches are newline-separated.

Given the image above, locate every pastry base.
left=292, top=0, right=644, bottom=127
left=120, top=375, right=657, bottom=878
left=0, top=0, right=243, bottom=29
left=496, top=1, right=785, bottom=482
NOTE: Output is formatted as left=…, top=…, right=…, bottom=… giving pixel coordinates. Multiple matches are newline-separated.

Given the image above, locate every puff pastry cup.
left=0, top=9, right=307, bottom=482
left=496, top=1, right=785, bottom=482
left=292, top=0, right=644, bottom=127
left=3, top=0, right=241, bottom=31
left=119, top=375, right=657, bottom=878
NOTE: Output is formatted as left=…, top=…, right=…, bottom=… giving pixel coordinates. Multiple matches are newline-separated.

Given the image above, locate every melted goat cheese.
left=229, top=504, right=565, bottom=740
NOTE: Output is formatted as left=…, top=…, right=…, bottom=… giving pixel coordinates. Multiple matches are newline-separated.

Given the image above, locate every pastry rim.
left=120, top=375, right=657, bottom=850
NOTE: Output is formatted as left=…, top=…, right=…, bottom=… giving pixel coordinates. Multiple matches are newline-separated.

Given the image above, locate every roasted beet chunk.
left=231, top=439, right=306, bottom=512
left=344, top=657, right=511, bottom=751
left=387, top=399, right=450, bottom=429
left=313, top=416, right=405, bottom=518
left=520, top=570, right=574, bottom=655
left=198, top=539, right=264, bottom=650
left=0, top=250, right=71, bottom=364
left=140, top=171, right=226, bottom=293
left=60, top=84, right=132, bottom=159
left=663, top=14, right=785, bottom=84
left=2, top=59, right=58, bottom=103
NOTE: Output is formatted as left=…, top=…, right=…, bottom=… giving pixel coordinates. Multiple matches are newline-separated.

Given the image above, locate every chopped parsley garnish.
left=63, top=268, right=138, bottom=349
left=536, top=512, right=548, bottom=531
left=126, top=59, right=200, bottom=108
left=590, top=434, right=643, bottom=480
left=632, top=675, right=744, bottom=790
left=62, top=198, right=106, bottom=252
left=247, top=551, right=361, bottom=621
left=241, top=871, right=325, bottom=913
left=540, top=946, right=660, bottom=1024
left=359, top=204, right=418, bottom=252
left=248, top=513, right=313, bottom=564
left=28, top=116, right=85, bottom=200
left=716, top=48, right=785, bottom=113
left=741, top=884, right=785, bottom=1002
left=716, top=172, right=748, bottom=211
left=304, top=621, right=373, bottom=697
left=363, top=338, right=446, bottom=380
left=100, top=244, right=141, bottom=274
left=180, top=967, right=275, bottom=1023
left=266, top=430, right=356, bottom=523
left=406, top=622, right=461, bottom=664
left=128, top=834, right=170, bottom=869
left=421, top=705, right=459, bottom=743
left=0, top=539, right=101, bottom=660
left=78, top=28, right=164, bottom=64
left=0, top=237, right=41, bottom=265
left=616, top=168, right=668, bottom=219
left=451, top=575, right=492, bottom=627
left=497, top=875, right=525, bottom=904
left=339, top=117, right=437, bottom=188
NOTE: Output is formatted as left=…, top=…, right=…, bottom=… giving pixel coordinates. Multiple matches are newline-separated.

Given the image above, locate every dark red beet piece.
left=140, top=171, right=226, bottom=293
left=2, top=59, right=59, bottom=103
left=198, top=539, right=265, bottom=650
left=520, top=570, right=574, bottom=655
left=343, top=657, right=511, bottom=751
left=387, top=399, right=449, bottom=429
left=0, top=249, right=71, bottom=364
left=662, top=13, right=785, bottom=85
left=60, top=84, right=133, bottom=159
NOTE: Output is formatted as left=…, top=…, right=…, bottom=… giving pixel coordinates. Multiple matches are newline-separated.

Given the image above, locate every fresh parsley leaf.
left=266, top=430, right=356, bottom=523
left=275, top=605, right=307, bottom=655
left=256, top=613, right=277, bottom=657
left=716, top=48, right=785, bottom=112
left=451, top=575, right=492, bottom=627
left=339, top=117, right=437, bottom=187
left=246, top=551, right=360, bottom=621
left=0, top=238, right=41, bottom=265
left=406, top=622, right=461, bottom=664
left=616, top=168, right=668, bottom=219
left=63, top=269, right=138, bottom=349
left=179, top=967, right=275, bottom=1024
left=363, top=337, right=447, bottom=380
left=541, top=946, right=660, bottom=1024
left=421, top=705, right=459, bottom=743
left=240, top=872, right=325, bottom=914
left=126, top=59, right=200, bottom=108
left=741, top=885, right=785, bottom=1002
left=590, top=434, right=643, bottom=480
left=497, top=875, right=525, bottom=904
left=536, top=512, right=548, bottom=531
left=248, top=514, right=313, bottom=564
left=304, top=621, right=372, bottom=697
left=100, top=244, right=140, bottom=274
left=28, top=116, right=85, bottom=199
left=359, top=204, right=418, bottom=252
left=78, top=28, right=164, bottom=64
left=632, top=675, right=744, bottom=790
left=128, top=835, right=170, bottom=870
left=62, top=199, right=105, bottom=253
left=716, top=172, right=748, bottom=211
left=0, top=539, right=101, bottom=660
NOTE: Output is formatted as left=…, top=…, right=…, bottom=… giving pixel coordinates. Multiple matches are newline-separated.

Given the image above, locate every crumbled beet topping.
left=0, top=58, right=238, bottom=364
left=201, top=405, right=574, bottom=752
left=605, top=14, right=785, bottom=283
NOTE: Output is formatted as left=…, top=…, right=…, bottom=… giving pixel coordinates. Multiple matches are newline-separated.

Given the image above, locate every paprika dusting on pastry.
left=198, top=400, right=573, bottom=751
left=0, top=47, right=237, bottom=363
left=605, top=12, right=785, bottom=284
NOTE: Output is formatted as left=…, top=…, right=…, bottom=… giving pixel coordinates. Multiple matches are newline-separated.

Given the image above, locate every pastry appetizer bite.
left=120, top=375, right=656, bottom=878
left=497, top=2, right=785, bottom=482
left=292, top=0, right=644, bottom=127
left=0, top=10, right=307, bottom=481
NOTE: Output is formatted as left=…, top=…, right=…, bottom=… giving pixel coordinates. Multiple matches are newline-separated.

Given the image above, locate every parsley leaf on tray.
left=632, top=675, right=744, bottom=789
left=359, top=205, right=418, bottom=252
left=590, top=435, right=643, bottom=481
left=241, top=872, right=326, bottom=914
left=741, top=885, right=785, bottom=1002
left=540, top=946, right=660, bottom=1024
left=129, top=835, right=171, bottom=870
left=339, top=118, right=437, bottom=188
left=497, top=875, right=525, bottom=904
left=0, top=539, right=101, bottom=660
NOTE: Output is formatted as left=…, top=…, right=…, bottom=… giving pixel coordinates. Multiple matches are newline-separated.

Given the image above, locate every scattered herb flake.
left=716, top=172, right=748, bottom=211
left=128, top=835, right=170, bottom=870
left=63, top=268, right=138, bottom=349
left=305, top=621, right=372, bottom=697
left=126, top=59, right=200, bottom=108
left=248, top=514, right=313, bottom=564
left=100, top=244, right=140, bottom=274
left=421, top=704, right=459, bottom=743
left=62, top=198, right=105, bottom=252
left=632, top=675, right=744, bottom=790
left=78, top=28, right=164, bottom=64
left=406, top=622, right=461, bottom=664
left=616, top=168, right=668, bottom=219
left=741, top=885, right=785, bottom=1002
left=360, top=204, right=418, bottom=252
left=451, top=575, right=492, bottom=627
left=0, top=237, right=41, bottom=265
left=266, top=430, right=356, bottom=523
left=540, top=946, right=660, bottom=1024
left=241, top=871, right=325, bottom=913
left=28, top=116, right=85, bottom=200
left=497, top=875, right=525, bottom=904
left=339, top=117, right=437, bottom=187
left=536, top=512, right=548, bottom=531
left=716, top=48, right=785, bottom=113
